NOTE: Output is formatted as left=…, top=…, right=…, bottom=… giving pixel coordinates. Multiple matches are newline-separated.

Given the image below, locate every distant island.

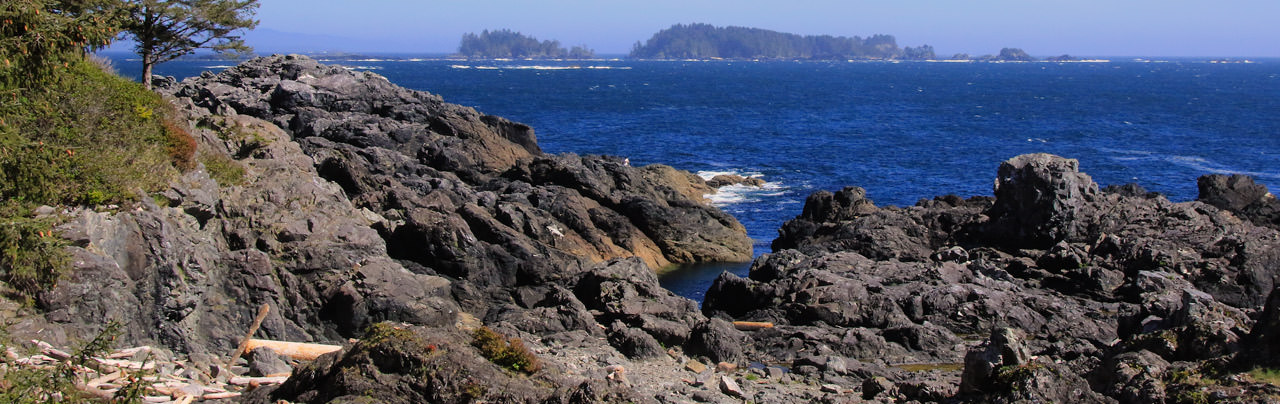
left=458, top=29, right=595, bottom=59
left=629, top=23, right=936, bottom=60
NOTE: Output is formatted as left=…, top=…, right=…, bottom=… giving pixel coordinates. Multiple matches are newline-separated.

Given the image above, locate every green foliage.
left=1249, top=367, right=1280, bottom=386
left=471, top=326, right=541, bottom=375
left=0, top=202, right=69, bottom=297
left=0, top=321, right=143, bottom=404
left=459, top=29, right=594, bottom=59
left=119, top=0, right=259, bottom=87
left=0, top=0, right=123, bottom=93
left=629, top=23, right=934, bottom=61
left=199, top=150, right=246, bottom=186
left=363, top=322, right=416, bottom=345
left=0, top=58, right=184, bottom=206
left=1, top=2, right=194, bottom=296
left=462, top=381, right=486, bottom=401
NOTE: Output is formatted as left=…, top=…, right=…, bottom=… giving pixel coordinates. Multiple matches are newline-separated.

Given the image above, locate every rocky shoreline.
left=4, top=55, right=1280, bottom=403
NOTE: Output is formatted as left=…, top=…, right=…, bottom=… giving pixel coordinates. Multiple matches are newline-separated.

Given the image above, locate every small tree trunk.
left=141, top=53, right=154, bottom=90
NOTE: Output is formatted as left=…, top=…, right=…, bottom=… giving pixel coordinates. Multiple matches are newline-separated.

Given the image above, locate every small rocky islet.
left=6, top=55, right=1280, bottom=403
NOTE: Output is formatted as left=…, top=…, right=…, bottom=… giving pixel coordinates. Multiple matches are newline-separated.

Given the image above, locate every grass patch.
left=1248, top=367, right=1280, bottom=386
left=199, top=151, right=247, bottom=186
left=0, top=59, right=189, bottom=206
left=472, top=326, right=541, bottom=375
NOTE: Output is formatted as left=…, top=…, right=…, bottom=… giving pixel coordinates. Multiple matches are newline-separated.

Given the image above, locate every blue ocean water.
left=109, top=55, right=1280, bottom=301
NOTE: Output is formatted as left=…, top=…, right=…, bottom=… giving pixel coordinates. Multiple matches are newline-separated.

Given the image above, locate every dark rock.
left=608, top=321, right=667, bottom=360
left=1103, top=183, right=1161, bottom=199
left=687, top=319, right=747, bottom=364
left=985, top=153, right=1098, bottom=248
left=1092, top=350, right=1170, bottom=404
left=1198, top=174, right=1280, bottom=230
left=959, top=328, right=1031, bottom=394
left=255, top=323, right=624, bottom=404
left=167, top=55, right=750, bottom=295
left=246, top=347, right=292, bottom=377
left=895, top=377, right=957, bottom=402
left=861, top=376, right=895, bottom=400
left=705, top=174, right=765, bottom=188
left=1242, top=285, right=1280, bottom=367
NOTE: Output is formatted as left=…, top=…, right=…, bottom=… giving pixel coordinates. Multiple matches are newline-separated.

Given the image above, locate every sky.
left=238, top=0, right=1278, bottom=57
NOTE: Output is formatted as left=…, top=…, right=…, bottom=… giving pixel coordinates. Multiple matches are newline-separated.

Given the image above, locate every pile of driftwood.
left=2, top=305, right=341, bottom=403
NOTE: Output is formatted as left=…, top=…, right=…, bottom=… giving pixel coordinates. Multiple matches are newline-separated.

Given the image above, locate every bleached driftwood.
left=732, top=321, right=775, bottom=331
left=228, top=303, right=272, bottom=367
left=243, top=339, right=341, bottom=361
left=229, top=375, right=290, bottom=385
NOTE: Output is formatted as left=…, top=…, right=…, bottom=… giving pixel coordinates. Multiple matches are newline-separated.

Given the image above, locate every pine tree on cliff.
left=120, top=0, right=259, bottom=89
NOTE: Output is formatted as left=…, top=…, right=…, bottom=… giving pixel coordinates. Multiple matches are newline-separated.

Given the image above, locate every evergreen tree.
left=458, top=29, right=594, bottom=59
left=120, top=0, right=259, bottom=89
left=629, top=23, right=923, bottom=60
left=0, top=0, right=121, bottom=91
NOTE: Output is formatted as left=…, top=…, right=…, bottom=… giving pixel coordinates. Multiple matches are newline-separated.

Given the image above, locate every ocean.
left=107, top=54, right=1280, bottom=302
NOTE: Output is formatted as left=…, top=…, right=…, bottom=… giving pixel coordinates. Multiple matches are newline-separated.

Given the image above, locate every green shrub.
left=472, top=326, right=541, bottom=375
left=0, top=58, right=188, bottom=206
left=0, top=202, right=68, bottom=298
left=0, top=55, right=199, bottom=297
left=1249, top=367, right=1280, bottom=386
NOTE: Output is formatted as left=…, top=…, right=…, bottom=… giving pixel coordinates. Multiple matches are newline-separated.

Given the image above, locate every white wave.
left=698, top=170, right=787, bottom=207
left=706, top=189, right=750, bottom=205
left=204, top=65, right=235, bottom=69
left=458, top=65, right=632, bottom=71
left=1104, top=149, right=1280, bottom=180
left=1167, top=155, right=1280, bottom=179
left=696, top=170, right=763, bottom=180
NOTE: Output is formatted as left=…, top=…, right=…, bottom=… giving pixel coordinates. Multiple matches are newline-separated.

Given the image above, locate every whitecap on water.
left=1167, top=155, right=1280, bottom=179
left=697, top=170, right=786, bottom=207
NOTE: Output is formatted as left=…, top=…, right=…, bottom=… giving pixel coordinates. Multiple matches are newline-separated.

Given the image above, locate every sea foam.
left=697, top=170, right=785, bottom=207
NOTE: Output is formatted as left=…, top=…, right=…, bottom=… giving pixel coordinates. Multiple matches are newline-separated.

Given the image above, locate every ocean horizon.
left=108, top=54, right=1280, bottom=302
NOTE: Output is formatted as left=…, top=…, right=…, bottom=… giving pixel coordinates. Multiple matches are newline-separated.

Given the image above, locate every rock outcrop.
left=166, top=55, right=750, bottom=289
left=1198, top=173, right=1280, bottom=230
left=9, top=54, right=1280, bottom=403
left=707, top=153, right=1280, bottom=402
left=4, top=55, right=765, bottom=402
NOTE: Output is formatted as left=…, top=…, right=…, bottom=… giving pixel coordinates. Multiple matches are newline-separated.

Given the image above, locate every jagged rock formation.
left=6, top=55, right=768, bottom=402
left=707, top=154, right=1280, bottom=402
left=30, top=112, right=458, bottom=354
left=1199, top=173, right=1280, bottom=230
left=166, top=55, right=750, bottom=288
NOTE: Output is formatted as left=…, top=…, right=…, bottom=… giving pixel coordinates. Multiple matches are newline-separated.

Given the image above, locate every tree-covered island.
left=458, top=29, right=595, bottom=59
left=629, top=23, right=936, bottom=60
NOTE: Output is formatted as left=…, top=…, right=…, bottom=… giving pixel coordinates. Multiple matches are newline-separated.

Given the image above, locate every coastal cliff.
left=5, top=56, right=1280, bottom=403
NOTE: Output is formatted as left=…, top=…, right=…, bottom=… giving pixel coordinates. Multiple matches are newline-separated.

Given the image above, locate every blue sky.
left=238, top=0, right=1277, bottom=56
